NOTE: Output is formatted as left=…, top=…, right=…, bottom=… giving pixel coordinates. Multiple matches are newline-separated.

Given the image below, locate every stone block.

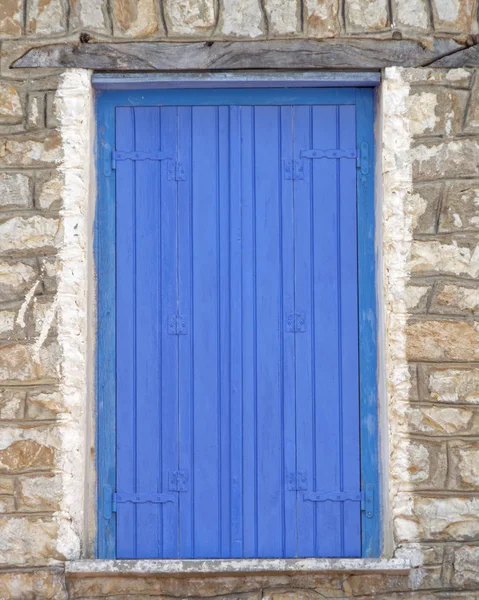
left=404, top=284, right=431, bottom=313
left=0, top=516, right=61, bottom=563
left=15, top=473, right=60, bottom=511
left=27, top=92, right=46, bottom=130
left=0, top=439, right=54, bottom=472
left=413, top=140, right=479, bottom=180
left=425, top=367, right=479, bottom=404
left=395, top=542, right=445, bottom=566
left=0, top=389, right=25, bottom=420
left=0, top=495, right=15, bottom=512
left=439, top=180, right=479, bottom=232
left=453, top=545, right=479, bottom=588
left=345, top=0, right=389, bottom=32
left=395, top=403, right=479, bottom=435
left=0, top=215, right=62, bottom=254
left=35, top=171, right=63, bottom=211
left=0, top=0, right=23, bottom=37
left=45, top=93, right=60, bottom=128
left=430, top=283, right=479, bottom=315
left=69, top=0, right=109, bottom=33
left=394, top=0, right=429, bottom=31
left=220, top=0, right=265, bottom=37
left=411, top=182, right=443, bottom=234
left=408, top=88, right=468, bottom=137
left=164, top=0, right=216, bottom=36
left=0, top=476, right=14, bottom=494
left=0, top=133, right=62, bottom=167
left=113, top=0, right=161, bottom=37
left=464, top=75, right=479, bottom=132
left=395, top=494, right=479, bottom=542
left=0, top=259, right=38, bottom=303
left=448, top=441, right=479, bottom=490
left=0, top=173, right=33, bottom=210
left=404, top=68, right=472, bottom=88
left=409, top=239, right=479, bottom=278
left=406, top=320, right=479, bottom=361
left=344, top=572, right=410, bottom=596
left=432, top=0, right=475, bottom=34
left=26, top=0, right=67, bottom=35
left=26, top=389, right=63, bottom=419
left=303, top=0, right=339, bottom=37
left=0, top=83, right=22, bottom=123
left=0, top=568, right=66, bottom=600
left=391, top=439, right=447, bottom=487
left=41, top=257, right=60, bottom=294
left=0, top=342, right=60, bottom=384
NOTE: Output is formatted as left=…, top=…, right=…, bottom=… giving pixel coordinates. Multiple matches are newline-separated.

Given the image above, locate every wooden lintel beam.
left=11, top=38, right=465, bottom=71
left=429, top=43, right=479, bottom=67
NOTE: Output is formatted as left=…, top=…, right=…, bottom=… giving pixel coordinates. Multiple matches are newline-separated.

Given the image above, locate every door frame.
left=94, top=81, right=379, bottom=559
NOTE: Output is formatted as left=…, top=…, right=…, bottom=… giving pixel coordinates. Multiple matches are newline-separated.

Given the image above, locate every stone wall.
left=0, top=0, right=479, bottom=598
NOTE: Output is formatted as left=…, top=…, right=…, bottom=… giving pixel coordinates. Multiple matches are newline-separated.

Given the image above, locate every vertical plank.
left=338, top=104, right=361, bottom=557
left=159, top=106, right=180, bottom=558
left=133, top=107, right=162, bottom=558
left=115, top=106, right=137, bottom=558
left=191, top=106, right=221, bottom=557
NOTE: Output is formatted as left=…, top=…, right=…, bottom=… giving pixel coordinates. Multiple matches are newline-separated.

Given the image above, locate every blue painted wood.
left=98, top=86, right=378, bottom=559
left=356, top=88, right=381, bottom=557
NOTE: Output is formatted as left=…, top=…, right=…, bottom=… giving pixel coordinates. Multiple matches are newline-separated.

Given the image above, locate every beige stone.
left=0, top=568, right=66, bottom=600
left=0, top=0, right=23, bottom=36
left=27, top=0, right=67, bottom=35
left=32, top=297, right=57, bottom=336
left=449, top=441, right=479, bottom=489
left=0, top=260, right=38, bottom=303
left=403, top=68, right=472, bottom=87
left=0, top=133, right=62, bottom=167
left=407, top=320, right=479, bottom=361
left=412, top=182, right=443, bottom=234
left=26, top=389, right=63, bottom=419
left=0, top=215, right=61, bottom=253
left=164, top=0, right=216, bottom=35
left=27, top=93, right=45, bottom=130
left=404, top=285, right=430, bottom=312
left=113, top=0, right=160, bottom=36
left=464, top=75, right=479, bottom=131
left=395, top=495, right=479, bottom=541
left=410, top=240, right=479, bottom=278
left=440, top=181, right=479, bottom=231
left=413, top=140, right=479, bottom=180
left=0, top=342, right=60, bottom=384
left=408, top=88, right=468, bottom=137
left=0, top=495, right=15, bottom=512
left=453, top=545, right=479, bottom=587
left=433, top=0, right=475, bottom=33
left=345, top=0, right=388, bottom=31
left=0, top=477, right=14, bottom=495
left=427, top=368, right=479, bottom=404
left=36, top=172, right=63, bottom=211
left=0, top=83, right=22, bottom=122
left=16, top=473, right=60, bottom=511
left=0, top=439, right=54, bottom=472
left=264, top=0, right=299, bottom=35
left=0, top=389, right=25, bottom=420
left=69, top=0, right=109, bottom=32
left=0, top=173, right=32, bottom=209
left=395, top=403, right=479, bottom=435
left=391, top=439, right=447, bottom=487
left=395, top=0, right=429, bottom=30
left=0, top=516, right=62, bottom=563
left=303, top=0, right=339, bottom=37
left=221, top=0, right=265, bottom=37
left=343, top=572, right=409, bottom=595
left=431, top=283, right=479, bottom=315
left=0, top=309, right=16, bottom=338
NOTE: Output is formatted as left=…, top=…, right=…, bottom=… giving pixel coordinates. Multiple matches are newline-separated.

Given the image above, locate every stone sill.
left=66, top=558, right=410, bottom=576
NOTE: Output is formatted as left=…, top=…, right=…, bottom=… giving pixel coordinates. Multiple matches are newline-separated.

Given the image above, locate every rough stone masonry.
left=1, top=0, right=479, bottom=598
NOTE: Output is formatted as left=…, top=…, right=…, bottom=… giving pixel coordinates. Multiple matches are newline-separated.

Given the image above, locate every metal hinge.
left=301, top=148, right=357, bottom=159
left=167, top=160, right=186, bottom=181
left=114, top=492, right=175, bottom=505
left=287, top=471, right=307, bottom=491
left=357, top=142, right=369, bottom=175
left=361, top=483, right=374, bottom=519
left=168, top=314, right=187, bottom=335
left=304, top=491, right=365, bottom=503
left=286, top=312, right=306, bottom=333
left=284, top=159, right=304, bottom=180
left=169, top=471, right=188, bottom=492
left=108, top=150, right=186, bottom=181
left=112, top=150, right=171, bottom=167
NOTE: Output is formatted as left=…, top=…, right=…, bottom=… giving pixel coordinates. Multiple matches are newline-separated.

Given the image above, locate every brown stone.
left=15, top=473, right=59, bottom=511
left=0, top=440, right=54, bottom=472
left=431, top=283, right=479, bottom=315
left=0, top=133, right=62, bottom=167
left=0, top=0, right=23, bottom=36
left=439, top=180, right=479, bottom=232
left=0, top=476, right=14, bottom=494
left=0, top=568, right=66, bottom=600
left=113, top=0, right=161, bottom=37
left=0, top=342, right=60, bottom=383
left=0, top=83, right=22, bottom=123
left=0, top=389, right=25, bottom=419
left=343, top=572, right=409, bottom=595
left=411, top=182, right=443, bottom=234
left=27, top=0, right=67, bottom=35
left=406, top=320, right=479, bottom=361
left=303, top=0, right=339, bottom=37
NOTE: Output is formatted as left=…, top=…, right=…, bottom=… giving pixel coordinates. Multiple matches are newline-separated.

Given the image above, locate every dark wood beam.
left=11, top=38, right=464, bottom=70
left=429, top=44, right=479, bottom=67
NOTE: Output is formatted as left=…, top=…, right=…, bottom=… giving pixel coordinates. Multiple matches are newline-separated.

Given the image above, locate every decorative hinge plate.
left=286, top=312, right=306, bottom=333
left=284, top=159, right=304, bottom=180
left=361, top=483, right=374, bottom=518
left=114, top=492, right=175, bottom=504
left=168, top=314, right=187, bottom=335
left=357, top=142, right=369, bottom=175
left=169, top=471, right=188, bottom=492
left=168, top=160, right=186, bottom=181
left=304, top=490, right=365, bottom=503
left=301, top=148, right=357, bottom=159
left=112, top=150, right=171, bottom=165
left=287, top=471, right=307, bottom=491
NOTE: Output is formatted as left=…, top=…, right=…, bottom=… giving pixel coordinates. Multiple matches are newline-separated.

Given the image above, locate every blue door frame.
left=95, top=86, right=379, bottom=559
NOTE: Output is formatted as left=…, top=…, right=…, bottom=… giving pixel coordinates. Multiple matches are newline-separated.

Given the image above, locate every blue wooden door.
left=114, top=92, right=361, bottom=559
